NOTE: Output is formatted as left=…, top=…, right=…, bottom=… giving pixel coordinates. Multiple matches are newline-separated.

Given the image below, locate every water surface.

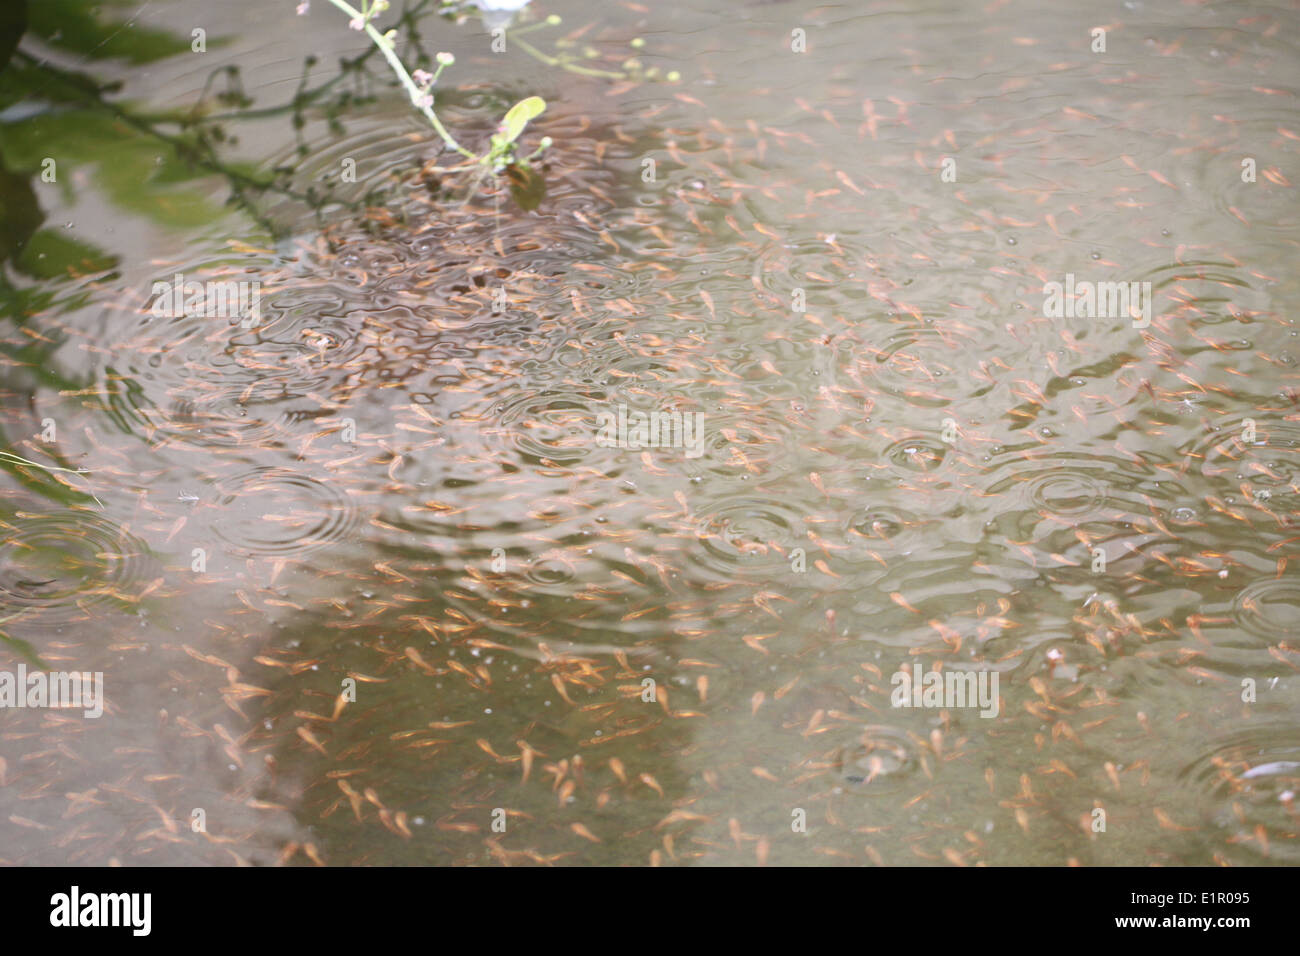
left=0, top=0, right=1297, bottom=865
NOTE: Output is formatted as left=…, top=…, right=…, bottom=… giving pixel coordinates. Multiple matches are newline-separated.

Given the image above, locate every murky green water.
left=0, top=0, right=1297, bottom=866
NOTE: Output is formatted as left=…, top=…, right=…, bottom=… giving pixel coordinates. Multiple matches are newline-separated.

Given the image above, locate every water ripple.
left=0, top=512, right=157, bottom=625
left=209, top=468, right=358, bottom=557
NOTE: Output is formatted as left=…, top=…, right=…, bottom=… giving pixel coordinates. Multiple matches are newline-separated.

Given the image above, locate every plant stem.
left=0, top=451, right=86, bottom=475
left=323, top=0, right=477, bottom=159
left=511, top=34, right=628, bottom=80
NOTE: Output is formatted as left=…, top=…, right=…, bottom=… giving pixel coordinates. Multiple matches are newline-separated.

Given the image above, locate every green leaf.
left=496, top=96, right=546, bottom=147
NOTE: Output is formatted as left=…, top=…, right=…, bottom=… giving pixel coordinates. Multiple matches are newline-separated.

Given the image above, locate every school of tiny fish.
left=0, top=1, right=1296, bottom=866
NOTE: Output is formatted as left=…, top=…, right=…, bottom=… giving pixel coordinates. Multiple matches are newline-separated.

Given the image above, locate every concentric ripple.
left=834, top=724, right=920, bottom=793
left=1026, top=470, right=1109, bottom=516
left=1232, top=577, right=1300, bottom=640
left=210, top=468, right=358, bottom=557
left=751, top=234, right=877, bottom=306
left=983, top=457, right=1116, bottom=517
left=94, top=268, right=376, bottom=449
left=1181, top=722, right=1300, bottom=864
left=1181, top=419, right=1299, bottom=506
left=0, top=512, right=156, bottom=624
left=881, top=435, right=950, bottom=474
left=690, top=494, right=808, bottom=579
left=263, top=118, right=432, bottom=212
left=845, top=506, right=908, bottom=542
left=1170, top=144, right=1300, bottom=237
left=494, top=388, right=606, bottom=465
left=864, top=326, right=973, bottom=407
left=839, top=504, right=931, bottom=564
left=1134, top=259, right=1271, bottom=326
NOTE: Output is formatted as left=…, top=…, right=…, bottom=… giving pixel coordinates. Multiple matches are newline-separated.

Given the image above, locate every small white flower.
left=475, top=0, right=531, bottom=30
left=412, top=69, right=433, bottom=87
left=349, top=16, right=363, bottom=29
left=296, top=1, right=309, bottom=15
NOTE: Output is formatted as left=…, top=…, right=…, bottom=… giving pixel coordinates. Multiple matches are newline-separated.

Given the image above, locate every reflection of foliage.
left=10, top=228, right=116, bottom=280
left=27, top=0, right=198, bottom=64
left=0, top=1, right=23, bottom=75
left=0, top=622, right=50, bottom=670
left=0, top=443, right=103, bottom=510
left=0, top=50, right=331, bottom=241
left=0, top=148, right=42, bottom=264
left=3, top=108, right=234, bottom=230
left=0, top=0, right=404, bottom=247
left=0, top=448, right=96, bottom=671
left=0, top=0, right=611, bottom=473
left=1, top=0, right=679, bottom=246
left=251, top=571, right=694, bottom=866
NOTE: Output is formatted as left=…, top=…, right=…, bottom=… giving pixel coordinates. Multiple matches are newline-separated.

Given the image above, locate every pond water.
left=0, top=0, right=1297, bottom=866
